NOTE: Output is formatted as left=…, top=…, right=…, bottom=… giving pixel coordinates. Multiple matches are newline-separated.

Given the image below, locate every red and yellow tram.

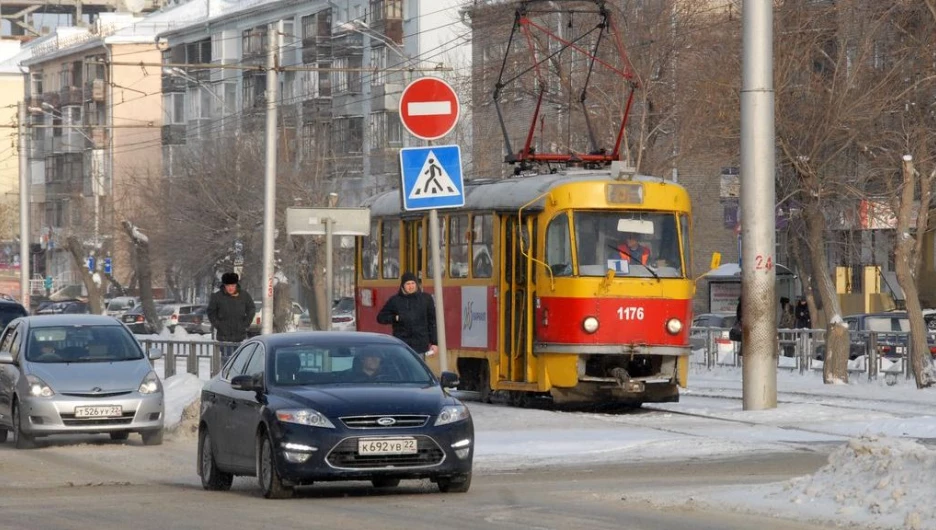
left=355, top=165, right=693, bottom=406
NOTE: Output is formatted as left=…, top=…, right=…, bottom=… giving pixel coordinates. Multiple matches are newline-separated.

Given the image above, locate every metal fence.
left=140, top=338, right=241, bottom=379
left=691, top=326, right=923, bottom=380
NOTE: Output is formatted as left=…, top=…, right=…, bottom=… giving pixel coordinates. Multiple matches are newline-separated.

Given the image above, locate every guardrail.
left=690, top=327, right=926, bottom=380
left=140, top=338, right=241, bottom=379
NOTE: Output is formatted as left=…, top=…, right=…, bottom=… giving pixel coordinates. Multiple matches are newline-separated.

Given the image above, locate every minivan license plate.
left=74, top=405, right=122, bottom=418
left=358, top=437, right=417, bottom=455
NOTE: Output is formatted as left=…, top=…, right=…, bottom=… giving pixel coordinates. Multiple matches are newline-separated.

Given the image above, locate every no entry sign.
left=399, top=77, right=460, bottom=141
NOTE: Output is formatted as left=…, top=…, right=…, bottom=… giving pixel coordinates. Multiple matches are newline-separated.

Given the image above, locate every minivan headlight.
left=138, top=371, right=162, bottom=394
left=27, top=375, right=54, bottom=397
left=435, top=404, right=470, bottom=426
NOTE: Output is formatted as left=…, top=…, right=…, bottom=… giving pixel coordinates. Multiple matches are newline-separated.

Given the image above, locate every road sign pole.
left=428, top=209, right=447, bottom=371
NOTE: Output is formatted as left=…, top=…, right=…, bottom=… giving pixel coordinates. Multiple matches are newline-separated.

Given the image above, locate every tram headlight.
left=665, top=318, right=683, bottom=335
left=582, top=316, right=599, bottom=334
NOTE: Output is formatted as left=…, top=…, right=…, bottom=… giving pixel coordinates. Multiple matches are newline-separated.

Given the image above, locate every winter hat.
left=400, top=272, right=418, bottom=287
left=221, top=272, right=239, bottom=285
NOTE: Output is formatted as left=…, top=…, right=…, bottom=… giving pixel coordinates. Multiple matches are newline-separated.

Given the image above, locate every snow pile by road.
left=162, top=374, right=203, bottom=439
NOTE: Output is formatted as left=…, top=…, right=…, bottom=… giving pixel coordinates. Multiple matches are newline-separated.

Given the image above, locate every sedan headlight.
left=26, top=375, right=54, bottom=398
left=138, top=371, right=162, bottom=394
left=435, top=404, right=470, bottom=426
left=276, top=408, right=335, bottom=429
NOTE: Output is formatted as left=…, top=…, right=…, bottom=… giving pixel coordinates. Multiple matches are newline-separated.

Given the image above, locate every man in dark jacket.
left=794, top=297, right=812, bottom=329
left=376, top=272, right=439, bottom=357
left=207, top=273, right=256, bottom=359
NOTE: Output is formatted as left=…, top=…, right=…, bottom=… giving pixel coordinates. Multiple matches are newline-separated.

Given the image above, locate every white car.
left=331, top=296, right=356, bottom=331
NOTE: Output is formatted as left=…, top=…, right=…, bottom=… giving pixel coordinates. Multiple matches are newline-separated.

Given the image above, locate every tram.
left=355, top=163, right=693, bottom=406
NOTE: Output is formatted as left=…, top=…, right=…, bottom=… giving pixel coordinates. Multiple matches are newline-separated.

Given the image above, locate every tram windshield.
left=550, top=211, right=686, bottom=278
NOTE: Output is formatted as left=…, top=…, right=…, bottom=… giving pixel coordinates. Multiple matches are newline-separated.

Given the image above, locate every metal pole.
left=18, top=103, right=30, bottom=311
left=260, top=22, right=279, bottom=335
left=325, top=218, right=333, bottom=331
left=741, top=0, right=777, bottom=410
left=428, top=209, right=447, bottom=371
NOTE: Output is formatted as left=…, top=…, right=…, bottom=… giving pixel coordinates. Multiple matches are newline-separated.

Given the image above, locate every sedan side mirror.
left=147, top=347, right=163, bottom=361
left=231, top=374, right=260, bottom=392
left=439, top=371, right=460, bottom=389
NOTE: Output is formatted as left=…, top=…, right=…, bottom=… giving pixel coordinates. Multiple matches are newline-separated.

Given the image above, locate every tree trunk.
left=64, top=236, right=106, bottom=314
left=892, top=156, right=935, bottom=388
left=272, top=280, right=293, bottom=332
left=804, top=207, right=849, bottom=383
left=122, top=221, right=161, bottom=334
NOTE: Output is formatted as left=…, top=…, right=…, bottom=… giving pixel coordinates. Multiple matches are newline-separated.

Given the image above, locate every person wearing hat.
left=376, top=272, right=439, bottom=358
left=207, top=272, right=256, bottom=359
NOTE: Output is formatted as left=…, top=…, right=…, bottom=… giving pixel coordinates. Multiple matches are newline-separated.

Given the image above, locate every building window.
left=164, top=93, right=185, bottom=124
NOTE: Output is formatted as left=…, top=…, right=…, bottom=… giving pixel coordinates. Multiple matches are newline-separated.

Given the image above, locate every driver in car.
left=350, top=350, right=385, bottom=381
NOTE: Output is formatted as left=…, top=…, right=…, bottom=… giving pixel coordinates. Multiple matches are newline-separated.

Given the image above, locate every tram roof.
left=363, top=169, right=684, bottom=217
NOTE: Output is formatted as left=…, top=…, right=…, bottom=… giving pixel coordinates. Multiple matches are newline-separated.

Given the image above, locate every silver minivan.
left=0, top=314, right=165, bottom=449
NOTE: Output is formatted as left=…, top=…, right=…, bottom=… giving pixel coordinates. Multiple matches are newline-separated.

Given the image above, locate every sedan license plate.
left=74, top=405, right=122, bottom=418
left=357, top=437, right=418, bottom=455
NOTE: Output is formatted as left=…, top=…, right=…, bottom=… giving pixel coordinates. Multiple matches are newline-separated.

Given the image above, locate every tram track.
left=679, top=387, right=931, bottom=419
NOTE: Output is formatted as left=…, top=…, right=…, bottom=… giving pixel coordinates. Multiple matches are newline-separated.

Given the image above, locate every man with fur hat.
left=376, top=272, right=439, bottom=358
left=207, top=272, right=256, bottom=356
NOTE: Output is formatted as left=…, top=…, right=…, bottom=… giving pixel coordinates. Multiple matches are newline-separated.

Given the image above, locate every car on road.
left=198, top=331, right=474, bottom=498
left=159, top=303, right=202, bottom=332
left=0, top=299, right=28, bottom=330
left=814, top=312, right=936, bottom=361
left=178, top=305, right=211, bottom=334
left=35, top=299, right=90, bottom=315
left=121, top=305, right=157, bottom=334
left=690, top=313, right=737, bottom=357
left=105, top=296, right=140, bottom=318
left=0, top=314, right=165, bottom=448
left=331, top=296, right=356, bottom=331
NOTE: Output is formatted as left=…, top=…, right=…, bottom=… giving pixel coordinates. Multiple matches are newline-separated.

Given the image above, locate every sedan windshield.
left=272, top=343, right=434, bottom=386
left=27, top=325, right=145, bottom=363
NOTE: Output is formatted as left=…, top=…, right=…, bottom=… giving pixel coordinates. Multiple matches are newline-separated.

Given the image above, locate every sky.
left=157, top=344, right=936, bottom=530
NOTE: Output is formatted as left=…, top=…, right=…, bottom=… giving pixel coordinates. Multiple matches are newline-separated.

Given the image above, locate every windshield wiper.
left=605, top=244, right=661, bottom=282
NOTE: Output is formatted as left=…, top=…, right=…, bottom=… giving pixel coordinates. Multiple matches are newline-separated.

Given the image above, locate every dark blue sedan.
left=197, top=332, right=474, bottom=498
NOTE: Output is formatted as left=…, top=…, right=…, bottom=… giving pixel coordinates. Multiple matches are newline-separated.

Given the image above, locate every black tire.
left=109, top=431, right=130, bottom=441
left=478, top=362, right=492, bottom=404
left=12, top=402, right=35, bottom=449
left=372, top=477, right=401, bottom=488
left=437, top=472, right=471, bottom=493
left=141, top=429, right=164, bottom=446
left=258, top=433, right=293, bottom=499
left=199, top=430, right=233, bottom=491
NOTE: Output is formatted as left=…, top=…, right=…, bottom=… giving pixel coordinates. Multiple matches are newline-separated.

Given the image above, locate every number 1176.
left=617, top=307, right=644, bottom=320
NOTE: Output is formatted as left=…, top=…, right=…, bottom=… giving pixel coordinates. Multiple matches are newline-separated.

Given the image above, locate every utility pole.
left=741, top=0, right=777, bottom=410
left=260, top=22, right=279, bottom=335
left=18, top=102, right=30, bottom=310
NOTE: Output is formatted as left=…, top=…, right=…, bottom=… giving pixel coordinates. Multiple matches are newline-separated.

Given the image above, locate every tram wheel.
left=508, top=391, right=529, bottom=408
left=478, top=362, right=492, bottom=404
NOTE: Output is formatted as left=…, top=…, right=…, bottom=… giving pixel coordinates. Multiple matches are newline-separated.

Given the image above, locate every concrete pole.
left=741, top=0, right=777, bottom=410
left=325, top=218, right=333, bottom=331
left=18, top=103, right=30, bottom=310
left=261, top=22, right=279, bottom=335
left=428, top=209, right=447, bottom=371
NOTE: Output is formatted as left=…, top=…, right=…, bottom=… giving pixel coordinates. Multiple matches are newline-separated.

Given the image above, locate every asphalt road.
left=0, top=435, right=844, bottom=530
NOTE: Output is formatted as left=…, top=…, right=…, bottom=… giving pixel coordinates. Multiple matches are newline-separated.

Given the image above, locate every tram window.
left=449, top=215, right=469, bottom=278
left=574, top=211, right=684, bottom=278
left=545, top=213, right=572, bottom=276
left=427, top=217, right=447, bottom=277
left=381, top=221, right=400, bottom=279
left=471, top=214, right=493, bottom=278
left=362, top=221, right=379, bottom=280
left=680, top=214, right=691, bottom=274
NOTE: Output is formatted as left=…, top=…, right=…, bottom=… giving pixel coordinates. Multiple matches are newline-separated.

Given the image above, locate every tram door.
left=402, top=218, right=424, bottom=280
left=500, top=215, right=531, bottom=382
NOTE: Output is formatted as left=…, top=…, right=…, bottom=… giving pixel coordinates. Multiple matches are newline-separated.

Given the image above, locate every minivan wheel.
left=141, top=429, right=163, bottom=446
left=12, top=402, right=35, bottom=449
left=437, top=472, right=472, bottom=493
left=199, top=430, right=233, bottom=491
left=258, top=434, right=293, bottom=499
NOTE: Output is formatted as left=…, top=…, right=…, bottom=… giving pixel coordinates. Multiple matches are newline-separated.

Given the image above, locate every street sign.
left=399, top=77, right=460, bottom=141
left=285, top=207, right=371, bottom=236
left=399, top=145, right=464, bottom=211
left=103, top=257, right=112, bottom=275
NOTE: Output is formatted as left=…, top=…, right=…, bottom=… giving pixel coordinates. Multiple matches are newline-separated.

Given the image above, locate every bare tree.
left=64, top=236, right=106, bottom=314
left=121, top=220, right=162, bottom=334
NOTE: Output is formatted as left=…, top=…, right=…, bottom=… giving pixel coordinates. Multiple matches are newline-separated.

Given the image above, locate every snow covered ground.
left=158, top=360, right=936, bottom=530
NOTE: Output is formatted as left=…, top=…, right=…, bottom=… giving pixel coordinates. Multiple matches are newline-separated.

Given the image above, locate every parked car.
left=198, top=331, right=473, bottom=498
left=121, top=305, right=158, bottom=335
left=814, top=312, right=936, bottom=361
left=105, top=296, right=140, bottom=318
left=690, top=313, right=737, bottom=357
left=158, top=303, right=202, bottom=332
left=35, top=299, right=89, bottom=315
left=0, top=314, right=165, bottom=448
left=0, top=300, right=28, bottom=331
left=247, top=301, right=305, bottom=336
left=332, top=296, right=356, bottom=331
left=177, top=305, right=211, bottom=334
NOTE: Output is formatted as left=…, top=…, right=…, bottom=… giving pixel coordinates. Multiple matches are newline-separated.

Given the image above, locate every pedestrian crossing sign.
left=399, top=145, right=464, bottom=211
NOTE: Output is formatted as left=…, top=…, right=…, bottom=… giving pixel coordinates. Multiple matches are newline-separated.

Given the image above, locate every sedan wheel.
left=12, top=402, right=35, bottom=450
left=199, top=430, right=233, bottom=491
left=371, top=477, right=401, bottom=489
left=258, top=434, right=293, bottom=499
left=437, top=472, right=471, bottom=493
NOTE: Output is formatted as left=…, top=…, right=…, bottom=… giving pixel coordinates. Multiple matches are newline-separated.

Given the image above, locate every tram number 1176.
left=617, top=307, right=645, bottom=320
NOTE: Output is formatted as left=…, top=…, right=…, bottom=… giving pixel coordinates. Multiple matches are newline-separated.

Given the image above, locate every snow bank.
left=162, top=373, right=203, bottom=438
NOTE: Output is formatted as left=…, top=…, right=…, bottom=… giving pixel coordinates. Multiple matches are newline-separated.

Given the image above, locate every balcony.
left=370, top=82, right=403, bottom=112
left=59, top=86, right=83, bottom=106
left=332, top=32, right=363, bottom=58
left=41, top=92, right=60, bottom=109
left=161, top=124, right=186, bottom=145
left=84, top=79, right=106, bottom=102
left=162, top=75, right=187, bottom=93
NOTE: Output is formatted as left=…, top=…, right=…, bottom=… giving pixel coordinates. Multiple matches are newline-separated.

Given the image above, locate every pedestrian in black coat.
left=794, top=297, right=812, bottom=329
left=207, top=272, right=256, bottom=343
left=376, top=272, right=439, bottom=357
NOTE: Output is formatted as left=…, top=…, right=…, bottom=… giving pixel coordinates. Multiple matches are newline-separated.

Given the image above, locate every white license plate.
left=74, top=405, right=123, bottom=418
left=357, top=437, right=418, bottom=455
